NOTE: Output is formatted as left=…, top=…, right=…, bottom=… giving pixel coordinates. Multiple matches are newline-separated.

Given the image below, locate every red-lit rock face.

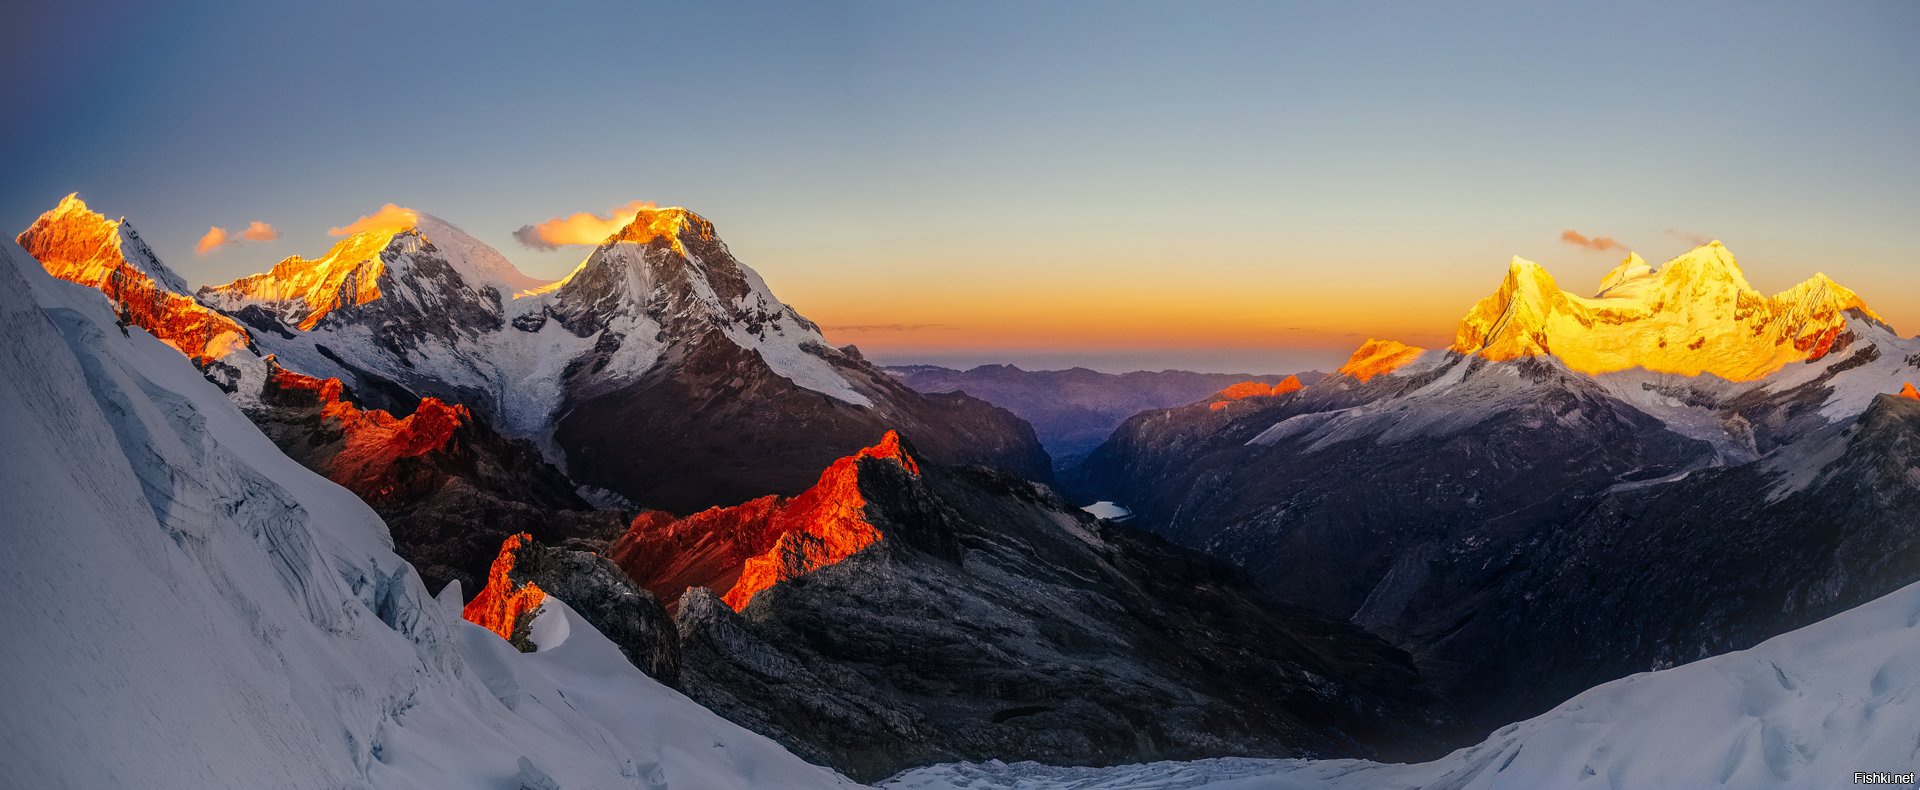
left=264, top=366, right=467, bottom=503
left=1217, top=381, right=1279, bottom=401
left=611, top=431, right=916, bottom=612
left=462, top=533, right=546, bottom=640
left=1338, top=339, right=1427, bottom=382
left=1207, top=375, right=1305, bottom=410
left=17, top=195, right=251, bottom=365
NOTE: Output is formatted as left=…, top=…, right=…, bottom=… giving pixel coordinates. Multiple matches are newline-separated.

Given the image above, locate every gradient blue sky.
left=4, top=1, right=1915, bottom=373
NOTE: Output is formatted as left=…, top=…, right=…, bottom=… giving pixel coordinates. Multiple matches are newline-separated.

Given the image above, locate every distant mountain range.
left=884, top=364, right=1326, bottom=464
left=1071, top=244, right=1920, bottom=732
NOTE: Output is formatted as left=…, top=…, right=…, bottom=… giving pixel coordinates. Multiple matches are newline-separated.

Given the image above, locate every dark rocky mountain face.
left=248, top=361, right=626, bottom=595
left=886, top=364, right=1325, bottom=465
left=468, top=533, right=683, bottom=684
left=1071, top=344, right=1920, bottom=733
left=556, top=335, right=1050, bottom=514
left=1419, top=392, right=1920, bottom=725
left=616, top=437, right=1456, bottom=782
left=537, top=208, right=1050, bottom=513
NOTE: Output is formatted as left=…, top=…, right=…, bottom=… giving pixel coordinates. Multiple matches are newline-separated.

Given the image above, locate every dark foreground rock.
left=647, top=441, right=1456, bottom=782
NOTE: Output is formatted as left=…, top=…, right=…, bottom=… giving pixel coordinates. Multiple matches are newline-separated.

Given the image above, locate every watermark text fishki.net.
left=1856, top=772, right=1917, bottom=785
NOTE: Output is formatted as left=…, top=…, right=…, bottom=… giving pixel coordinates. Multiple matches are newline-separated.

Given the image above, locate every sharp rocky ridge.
left=189, top=201, right=1048, bottom=512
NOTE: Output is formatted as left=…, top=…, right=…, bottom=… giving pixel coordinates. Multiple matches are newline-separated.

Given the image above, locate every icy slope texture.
left=0, top=243, right=854, bottom=789
left=884, top=365, right=1324, bottom=462
left=1069, top=250, right=1920, bottom=734
left=612, top=431, right=913, bottom=612
left=1453, top=243, right=1883, bottom=380
left=17, top=194, right=254, bottom=369
left=198, top=204, right=1047, bottom=512
left=654, top=435, right=1455, bottom=782
left=886, top=579, right=1920, bottom=790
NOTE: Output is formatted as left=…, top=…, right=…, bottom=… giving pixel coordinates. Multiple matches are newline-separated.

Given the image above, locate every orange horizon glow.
left=806, top=279, right=1463, bottom=356
left=782, top=241, right=1919, bottom=368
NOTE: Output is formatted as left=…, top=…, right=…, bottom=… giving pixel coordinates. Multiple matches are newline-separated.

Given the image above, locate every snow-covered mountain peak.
left=410, top=211, right=547, bottom=293
left=1651, top=239, right=1758, bottom=297
left=18, top=193, right=191, bottom=295
left=542, top=205, right=873, bottom=406
left=200, top=209, right=541, bottom=332
left=1774, top=269, right=1883, bottom=326
left=1451, top=244, right=1888, bottom=381
left=17, top=195, right=254, bottom=369
left=199, top=229, right=399, bottom=330
left=607, top=205, right=714, bottom=256
left=1502, top=255, right=1563, bottom=297
left=1596, top=251, right=1652, bottom=295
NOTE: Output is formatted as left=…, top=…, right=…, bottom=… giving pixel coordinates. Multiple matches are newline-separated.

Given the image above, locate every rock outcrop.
left=611, top=431, right=914, bottom=612
left=18, top=194, right=254, bottom=369
left=466, top=533, right=681, bottom=683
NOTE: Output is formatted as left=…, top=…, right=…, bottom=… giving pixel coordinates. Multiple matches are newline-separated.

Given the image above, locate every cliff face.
left=462, top=533, right=548, bottom=641
left=1336, top=339, right=1429, bottom=382
left=251, top=358, right=622, bottom=594
left=465, top=533, right=681, bottom=683
left=610, top=432, right=914, bottom=612
left=261, top=365, right=468, bottom=503
left=18, top=194, right=252, bottom=367
left=1208, top=375, right=1305, bottom=410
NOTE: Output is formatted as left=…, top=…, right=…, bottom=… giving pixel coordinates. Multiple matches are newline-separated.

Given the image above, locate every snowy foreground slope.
left=888, top=579, right=1920, bottom=790
left=0, top=243, right=854, bottom=789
